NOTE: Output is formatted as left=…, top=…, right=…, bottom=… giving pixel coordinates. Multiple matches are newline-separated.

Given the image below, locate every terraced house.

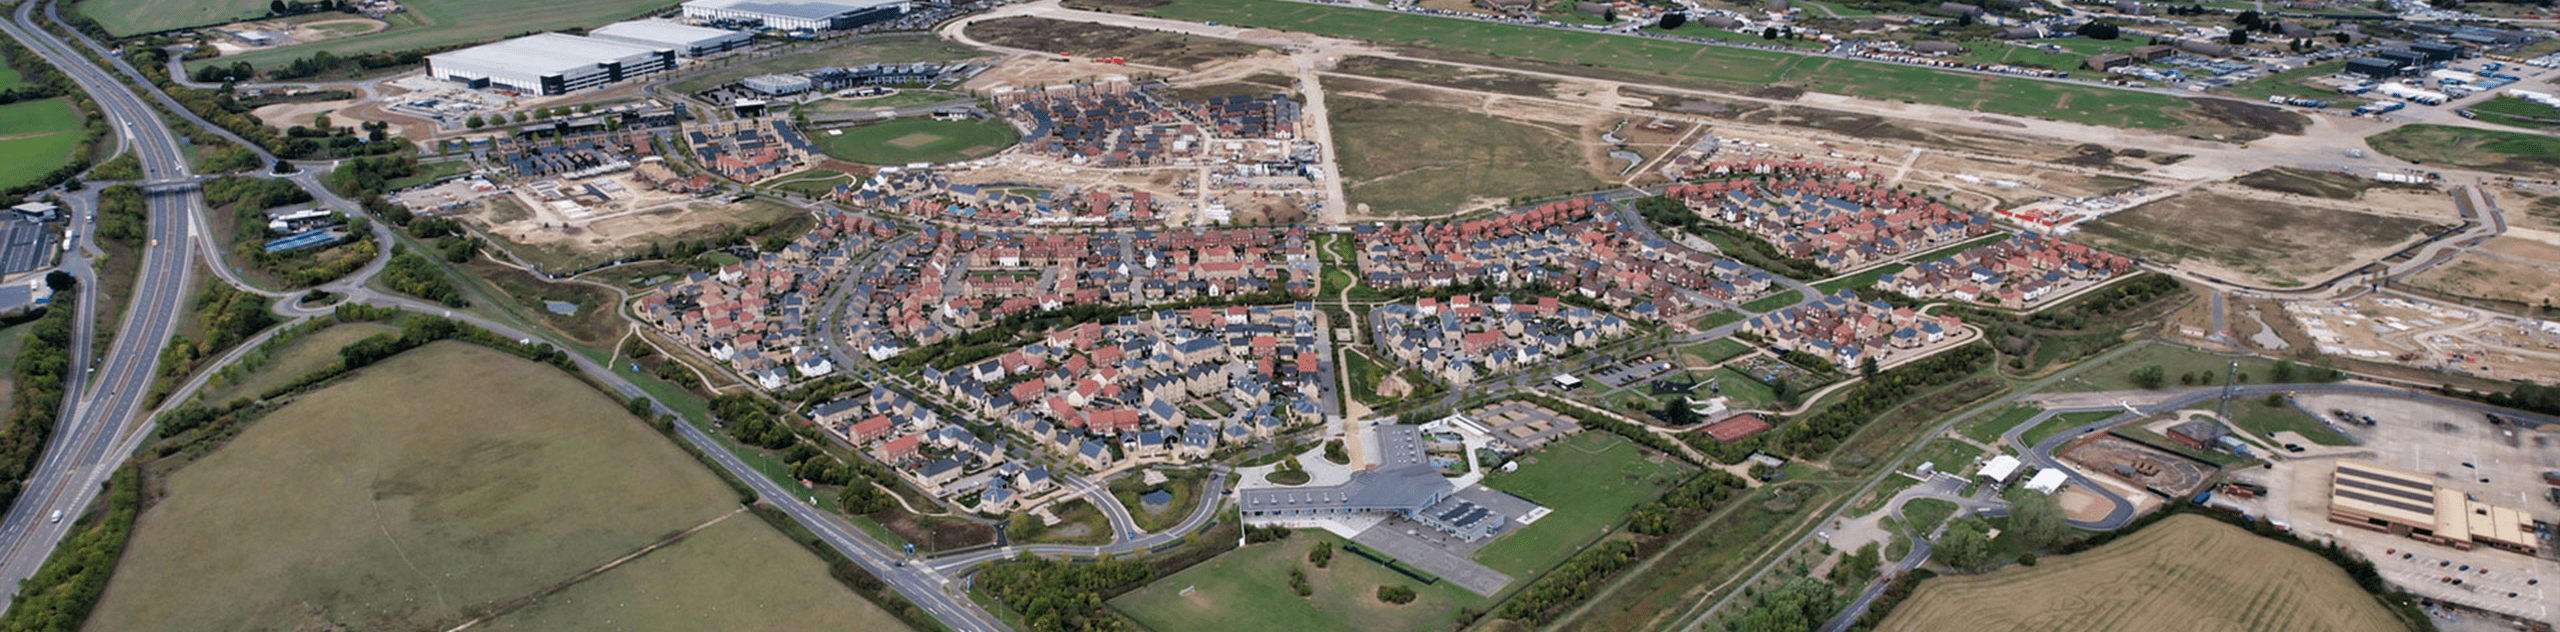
left=636, top=213, right=894, bottom=388
left=1743, top=289, right=1965, bottom=368
left=1673, top=177, right=1997, bottom=272
left=1883, top=233, right=2135, bottom=308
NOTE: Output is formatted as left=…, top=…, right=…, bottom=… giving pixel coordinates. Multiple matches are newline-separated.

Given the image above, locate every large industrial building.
left=2327, top=460, right=2539, bottom=555
left=589, top=20, right=752, bottom=57
left=679, top=0, right=912, bottom=31
left=426, top=33, right=674, bottom=95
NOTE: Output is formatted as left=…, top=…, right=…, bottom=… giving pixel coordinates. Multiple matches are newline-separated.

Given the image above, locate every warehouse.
left=590, top=19, right=752, bottom=57
left=426, top=33, right=674, bottom=95
left=680, top=0, right=912, bottom=31
left=2327, top=460, right=2538, bottom=555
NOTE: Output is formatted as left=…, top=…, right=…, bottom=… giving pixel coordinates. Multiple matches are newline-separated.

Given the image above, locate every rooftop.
left=683, top=0, right=905, bottom=19
left=428, top=33, right=667, bottom=77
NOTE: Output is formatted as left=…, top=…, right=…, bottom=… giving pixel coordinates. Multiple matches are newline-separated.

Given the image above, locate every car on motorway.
left=47, top=510, right=60, bottom=523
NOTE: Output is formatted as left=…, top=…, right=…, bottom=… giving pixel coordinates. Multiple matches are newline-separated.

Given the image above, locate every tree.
left=1659, top=12, right=1686, bottom=29
left=2272, top=359, right=2296, bottom=382
left=270, top=0, right=288, bottom=14
left=2006, top=489, right=2068, bottom=551
left=1376, top=584, right=1418, bottom=604
left=1762, top=26, right=1780, bottom=39
left=1861, top=356, right=1878, bottom=380
left=2075, top=21, right=2120, bottom=39
left=1731, top=577, right=1839, bottom=632
left=2130, top=365, right=2166, bottom=389
left=43, top=270, right=73, bottom=292
left=1937, top=518, right=1995, bottom=571
left=2228, top=30, right=2251, bottom=45
left=465, top=114, right=484, bottom=129
left=2332, top=32, right=2351, bottom=44
left=1829, top=541, right=1883, bottom=585
left=1309, top=540, right=1333, bottom=568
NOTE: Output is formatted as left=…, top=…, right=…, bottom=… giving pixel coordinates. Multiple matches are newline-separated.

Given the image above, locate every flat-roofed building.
left=680, top=0, right=912, bottom=31
left=2329, top=460, right=2538, bottom=555
left=426, top=33, right=674, bottom=95
left=590, top=19, right=752, bottom=57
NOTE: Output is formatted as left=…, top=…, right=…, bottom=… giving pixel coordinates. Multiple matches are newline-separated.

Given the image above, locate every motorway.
left=0, top=0, right=201, bottom=607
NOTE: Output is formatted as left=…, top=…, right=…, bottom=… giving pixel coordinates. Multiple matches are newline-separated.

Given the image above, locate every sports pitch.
left=1474, top=432, right=1688, bottom=577
left=84, top=343, right=747, bottom=631
left=1878, top=514, right=2403, bottom=632
left=0, top=98, right=86, bottom=192
left=815, top=118, right=1019, bottom=165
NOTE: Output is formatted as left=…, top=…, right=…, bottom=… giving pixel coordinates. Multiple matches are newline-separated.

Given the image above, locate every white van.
left=47, top=510, right=61, bottom=524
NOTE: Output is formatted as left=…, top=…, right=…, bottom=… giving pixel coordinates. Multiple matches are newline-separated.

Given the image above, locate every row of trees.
left=0, top=291, right=79, bottom=513
left=1625, top=468, right=1750, bottom=536
left=1769, top=344, right=1993, bottom=456
left=1494, top=539, right=1641, bottom=624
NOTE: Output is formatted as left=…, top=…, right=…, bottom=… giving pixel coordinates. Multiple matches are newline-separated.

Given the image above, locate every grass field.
left=187, top=0, right=687, bottom=73
left=2366, top=124, right=2560, bottom=176
left=1138, top=0, right=2287, bottom=135
left=2019, top=410, right=2118, bottom=449
left=2232, top=167, right=2382, bottom=200
left=0, top=65, right=22, bottom=91
left=2062, top=342, right=2286, bottom=393
left=1677, top=338, right=1752, bottom=366
left=965, top=16, right=1270, bottom=69
left=1878, top=514, right=2403, bottom=632
left=77, top=0, right=266, bottom=35
left=2217, top=60, right=2369, bottom=107
left=2079, top=191, right=2435, bottom=286
left=0, top=99, right=86, bottom=192
left=87, top=343, right=746, bottom=632
left=665, top=34, right=981, bottom=95
left=1911, top=438, right=1982, bottom=477
left=765, top=169, right=859, bottom=197
left=1474, top=432, right=1688, bottom=577
left=1112, top=530, right=1484, bottom=632
left=474, top=518, right=913, bottom=632
left=814, top=118, right=1018, bottom=165
left=1740, top=289, right=1803, bottom=312
left=1326, top=93, right=1603, bottom=216
left=1957, top=405, right=2041, bottom=445
left=199, top=322, right=399, bottom=403
left=796, top=89, right=972, bottom=116
left=2224, top=402, right=2352, bottom=446
left=2467, top=96, right=2560, bottom=132
left=1901, top=498, right=1957, bottom=534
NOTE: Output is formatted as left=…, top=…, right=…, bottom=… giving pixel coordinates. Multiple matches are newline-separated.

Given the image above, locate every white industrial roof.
left=428, top=33, right=667, bottom=76
left=591, top=19, right=744, bottom=47
left=2024, top=468, right=2068, bottom=494
left=1979, top=454, right=2022, bottom=482
left=683, top=0, right=903, bottom=19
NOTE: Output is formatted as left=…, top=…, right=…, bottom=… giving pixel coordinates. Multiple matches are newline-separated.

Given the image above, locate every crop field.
left=77, top=0, right=268, bottom=35
left=1137, top=0, right=2286, bottom=135
left=1475, top=432, right=1688, bottom=577
left=0, top=99, right=85, bottom=191
left=1112, top=530, right=1484, bottom=632
left=199, top=322, right=399, bottom=403
left=85, top=343, right=745, bottom=632
left=665, top=34, right=982, bottom=95
left=965, top=16, right=1270, bottom=69
left=2366, top=124, right=2560, bottom=176
left=815, top=118, right=1019, bottom=165
left=1877, top=515, right=2402, bottom=632
left=475, top=518, right=913, bottom=632
left=1326, top=93, right=1604, bottom=216
left=186, top=0, right=688, bottom=73
left=2079, top=191, right=2435, bottom=286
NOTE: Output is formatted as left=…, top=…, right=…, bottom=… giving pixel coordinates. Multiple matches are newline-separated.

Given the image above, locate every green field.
left=2223, top=401, right=2352, bottom=446
left=1702, top=366, right=1781, bottom=410
left=1326, top=93, right=1603, bottom=216
left=2062, top=342, right=2287, bottom=393
left=78, top=0, right=268, bottom=35
left=475, top=518, right=913, bottom=632
left=2469, top=96, right=2560, bottom=131
left=1474, top=432, right=1688, bottom=577
left=2366, top=124, right=2560, bottom=176
left=1677, top=338, right=1753, bottom=366
left=1112, top=530, right=1483, bottom=632
left=1814, top=264, right=1907, bottom=293
left=183, top=0, right=686, bottom=73
left=0, top=64, right=22, bottom=91
left=2019, top=410, right=2119, bottom=449
left=765, top=169, right=859, bottom=197
left=797, top=90, right=974, bottom=116
left=0, top=99, right=86, bottom=191
left=814, top=118, right=1019, bottom=165
left=1740, top=289, right=1803, bottom=312
left=1900, top=498, right=1957, bottom=533
left=1140, top=0, right=2273, bottom=134
left=665, top=34, right=982, bottom=95
left=199, top=322, right=400, bottom=403
left=1910, top=437, right=1982, bottom=476
left=86, top=343, right=749, bottom=632
left=1957, top=404, right=2041, bottom=445
left=2217, top=60, right=2369, bottom=106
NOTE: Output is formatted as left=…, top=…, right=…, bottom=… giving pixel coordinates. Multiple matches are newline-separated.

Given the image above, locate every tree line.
left=0, top=292, right=78, bottom=514
left=0, top=466, right=138, bottom=632
left=1769, top=343, right=1993, bottom=457
left=975, top=559, right=1151, bottom=632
